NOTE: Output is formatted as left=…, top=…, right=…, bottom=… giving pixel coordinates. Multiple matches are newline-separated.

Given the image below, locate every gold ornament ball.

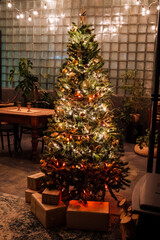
left=62, top=68, right=68, bottom=73
left=72, top=59, right=78, bottom=65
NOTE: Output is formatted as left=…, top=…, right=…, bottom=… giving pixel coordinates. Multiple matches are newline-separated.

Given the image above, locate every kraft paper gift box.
left=66, top=200, right=109, bottom=231
left=27, top=172, right=45, bottom=191
left=42, top=188, right=61, bottom=205
left=25, top=189, right=37, bottom=203
left=31, top=193, right=66, bottom=228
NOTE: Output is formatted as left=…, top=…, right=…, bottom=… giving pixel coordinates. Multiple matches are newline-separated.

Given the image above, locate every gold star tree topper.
left=80, top=6, right=86, bottom=24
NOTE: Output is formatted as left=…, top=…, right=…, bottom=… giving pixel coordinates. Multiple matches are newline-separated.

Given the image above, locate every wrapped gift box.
left=42, top=188, right=61, bottom=205
left=27, top=172, right=45, bottom=191
left=25, top=189, right=37, bottom=203
left=66, top=200, right=109, bottom=231
left=31, top=193, right=66, bottom=228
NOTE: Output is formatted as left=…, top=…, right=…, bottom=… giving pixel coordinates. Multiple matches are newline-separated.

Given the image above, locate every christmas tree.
left=40, top=21, right=130, bottom=203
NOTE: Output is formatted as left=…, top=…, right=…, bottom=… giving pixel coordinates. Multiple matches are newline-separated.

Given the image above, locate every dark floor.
left=0, top=134, right=147, bottom=200
left=0, top=135, right=40, bottom=197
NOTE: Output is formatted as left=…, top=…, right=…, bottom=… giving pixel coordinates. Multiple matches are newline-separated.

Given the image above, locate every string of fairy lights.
left=6, top=0, right=160, bottom=35
left=135, top=0, right=160, bottom=15
left=7, top=0, right=160, bottom=22
left=7, top=0, right=47, bottom=22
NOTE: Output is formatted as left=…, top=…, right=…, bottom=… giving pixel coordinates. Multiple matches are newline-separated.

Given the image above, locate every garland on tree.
left=40, top=22, right=130, bottom=203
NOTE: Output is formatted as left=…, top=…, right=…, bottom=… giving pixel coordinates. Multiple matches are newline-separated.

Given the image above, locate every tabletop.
left=0, top=106, right=55, bottom=117
left=0, top=103, right=15, bottom=108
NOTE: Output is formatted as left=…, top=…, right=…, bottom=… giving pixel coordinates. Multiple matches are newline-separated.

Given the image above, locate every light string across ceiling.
left=7, top=0, right=48, bottom=22
left=135, top=0, right=160, bottom=16
left=7, top=0, right=160, bottom=23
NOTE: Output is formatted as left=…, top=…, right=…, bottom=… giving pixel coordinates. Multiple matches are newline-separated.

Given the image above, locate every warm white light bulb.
left=142, top=6, right=145, bottom=12
left=8, top=1, right=12, bottom=8
left=141, top=7, right=146, bottom=16
left=146, top=9, right=150, bottom=15
left=157, top=5, right=160, bottom=11
left=16, top=14, right=20, bottom=19
left=33, top=10, right=38, bottom=16
left=136, top=0, right=140, bottom=5
left=44, top=3, right=47, bottom=9
left=20, top=13, right=24, bottom=18
left=28, top=15, right=32, bottom=21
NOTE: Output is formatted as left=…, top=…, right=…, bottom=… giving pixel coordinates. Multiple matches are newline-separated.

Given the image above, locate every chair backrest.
left=34, top=101, right=50, bottom=109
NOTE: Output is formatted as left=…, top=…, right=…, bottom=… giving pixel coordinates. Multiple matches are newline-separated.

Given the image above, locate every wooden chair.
left=0, top=122, right=22, bottom=157
left=0, top=122, right=15, bottom=157
left=19, top=124, right=45, bottom=154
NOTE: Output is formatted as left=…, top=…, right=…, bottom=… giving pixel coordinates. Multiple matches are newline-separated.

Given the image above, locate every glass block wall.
left=0, top=0, right=158, bottom=94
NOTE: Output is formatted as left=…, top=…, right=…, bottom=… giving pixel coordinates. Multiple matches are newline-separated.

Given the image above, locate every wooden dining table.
left=0, top=102, right=15, bottom=108
left=0, top=106, right=55, bottom=162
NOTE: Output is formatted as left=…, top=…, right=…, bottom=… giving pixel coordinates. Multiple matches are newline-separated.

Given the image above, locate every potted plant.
left=135, top=129, right=158, bottom=157
left=9, top=58, right=38, bottom=106
left=37, top=73, right=55, bottom=109
left=119, top=70, right=150, bottom=142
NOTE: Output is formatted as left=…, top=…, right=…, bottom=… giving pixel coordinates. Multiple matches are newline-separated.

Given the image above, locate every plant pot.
left=134, top=143, right=157, bottom=157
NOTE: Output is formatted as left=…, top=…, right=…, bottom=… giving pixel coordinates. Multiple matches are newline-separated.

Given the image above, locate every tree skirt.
left=0, top=192, right=121, bottom=240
